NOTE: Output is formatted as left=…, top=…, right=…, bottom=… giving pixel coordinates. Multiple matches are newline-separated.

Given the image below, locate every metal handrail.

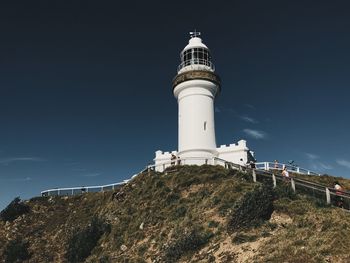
left=255, top=161, right=321, bottom=176
left=40, top=157, right=349, bottom=210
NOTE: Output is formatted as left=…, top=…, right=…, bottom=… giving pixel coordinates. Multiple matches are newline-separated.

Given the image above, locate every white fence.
left=255, top=162, right=320, bottom=176
left=41, top=159, right=321, bottom=197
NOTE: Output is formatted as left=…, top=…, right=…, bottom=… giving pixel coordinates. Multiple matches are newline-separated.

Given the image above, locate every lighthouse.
left=173, top=32, right=220, bottom=163
left=154, top=32, right=255, bottom=171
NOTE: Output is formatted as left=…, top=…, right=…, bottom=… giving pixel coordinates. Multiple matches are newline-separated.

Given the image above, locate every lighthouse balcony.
left=177, top=58, right=215, bottom=73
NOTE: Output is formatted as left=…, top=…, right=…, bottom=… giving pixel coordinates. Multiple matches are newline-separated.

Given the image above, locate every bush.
left=227, top=184, right=274, bottom=232
left=232, top=233, right=257, bottom=244
left=66, top=217, right=110, bottom=263
left=0, top=197, right=30, bottom=222
left=274, top=183, right=297, bottom=200
left=163, top=228, right=213, bottom=262
left=4, top=239, right=30, bottom=263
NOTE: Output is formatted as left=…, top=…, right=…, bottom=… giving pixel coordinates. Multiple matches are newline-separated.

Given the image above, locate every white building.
left=154, top=32, right=255, bottom=172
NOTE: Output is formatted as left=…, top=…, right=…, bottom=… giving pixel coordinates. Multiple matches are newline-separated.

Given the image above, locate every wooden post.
left=272, top=173, right=276, bottom=188
left=291, top=178, right=296, bottom=192
left=326, top=188, right=331, bottom=204
left=252, top=169, right=256, bottom=182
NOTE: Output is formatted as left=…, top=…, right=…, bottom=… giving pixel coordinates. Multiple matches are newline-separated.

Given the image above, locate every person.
left=171, top=153, right=176, bottom=166
left=282, top=167, right=290, bottom=181
left=334, top=182, right=344, bottom=208
left=274, top=160, right=279, bottom=169
left=250, top=161, right=256, bottom=169
left=177, top=156, right=181, bottom=165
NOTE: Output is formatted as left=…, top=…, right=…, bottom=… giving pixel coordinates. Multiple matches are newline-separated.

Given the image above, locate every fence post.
left=297, top=167, right=300, bottom=173
left=252, top=169, right=256, bottom=182
left=326, top=188, right=331, bottom=204
left=266, top=162, right=270, bottom=171
left=272, top=173, right=276, bottom=188
left=291, top=178, right=296, bottom=192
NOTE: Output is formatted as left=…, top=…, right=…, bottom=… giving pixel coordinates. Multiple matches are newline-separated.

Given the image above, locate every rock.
left=139, top=222, right=144, bottom=230
left=120, top=244, right=128, bottom=251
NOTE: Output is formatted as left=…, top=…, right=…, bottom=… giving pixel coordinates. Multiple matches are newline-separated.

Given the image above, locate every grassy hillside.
left=1, top=165, right=350, bottom=262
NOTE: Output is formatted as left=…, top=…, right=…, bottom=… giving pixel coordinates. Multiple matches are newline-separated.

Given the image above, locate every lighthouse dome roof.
left=183, top=37, right=209, bottom=52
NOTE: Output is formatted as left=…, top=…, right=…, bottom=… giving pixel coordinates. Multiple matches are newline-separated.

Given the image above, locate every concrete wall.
left=154, top=140, right=254, bottom=172
left=217, top=140, right=253, bottom=166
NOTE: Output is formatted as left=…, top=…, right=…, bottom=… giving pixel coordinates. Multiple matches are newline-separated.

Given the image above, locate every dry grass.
left=1, top=165, right=350, bottom=262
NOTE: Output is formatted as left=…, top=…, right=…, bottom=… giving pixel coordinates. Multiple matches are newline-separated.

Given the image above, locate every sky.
left=1, top=0, right=350, bottom=209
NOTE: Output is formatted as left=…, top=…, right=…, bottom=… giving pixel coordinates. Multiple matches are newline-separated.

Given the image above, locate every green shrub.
left=4, top=239, right=30, bottom=263
left=227, top=184, right=274, bottom=232
left=232, top=233, right=257, bottom=244
left=163, top=228, right=213, bottom=262
left=274, top=183, right=297, bottom=200
left=208, top=220, right=219, bottom=228
left=66, top=217, right=110, bottom=263
left=0, top=197, right=30, bottom=222
left=173, top=206, right=187, bottom=218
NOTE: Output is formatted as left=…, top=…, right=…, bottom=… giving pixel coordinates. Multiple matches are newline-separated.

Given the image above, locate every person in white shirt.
left=282, top=167, right=290, bottom=180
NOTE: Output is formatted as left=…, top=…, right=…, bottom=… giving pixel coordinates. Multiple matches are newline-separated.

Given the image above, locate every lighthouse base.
left=153, top=140, right=255, bottom=172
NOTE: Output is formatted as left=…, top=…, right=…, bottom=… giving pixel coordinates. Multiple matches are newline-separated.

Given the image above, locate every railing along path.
left=41, top=158, right=350, bottom=210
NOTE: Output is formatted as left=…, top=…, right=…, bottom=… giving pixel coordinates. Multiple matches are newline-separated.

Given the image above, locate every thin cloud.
left=0, top=157, right=45, bottom=165
left=244, top=104, right=256, bottom=110
left=243, top=129, right=267, bottom=139
left=0, top=177, right=32, bottom=182
left=310, top=162, right=333, bottom=171
left=215, top=107, right=236, bottom=114
left=72, top=168, right=87, bottom=172
left=305, top=153, right=319, bottom=160
left=81, top=173, right=101, bottom=177
left=239, top=116, right=258, bottom=124
left=336, top=159, right=350, bottom=169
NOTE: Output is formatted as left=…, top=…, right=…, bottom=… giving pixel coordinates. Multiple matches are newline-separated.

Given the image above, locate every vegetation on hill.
left=0, top=165, right=350, bottom=262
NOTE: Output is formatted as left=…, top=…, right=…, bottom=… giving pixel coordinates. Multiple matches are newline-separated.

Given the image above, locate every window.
left=180, top=48, right=213, bottom=69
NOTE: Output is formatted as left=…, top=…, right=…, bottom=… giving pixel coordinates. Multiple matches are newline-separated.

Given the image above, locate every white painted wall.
left=154, top=140, right=253, bottom=172
left=217, top=140, right=253, bottom=166
left=173, top=79, right=219, bottom=160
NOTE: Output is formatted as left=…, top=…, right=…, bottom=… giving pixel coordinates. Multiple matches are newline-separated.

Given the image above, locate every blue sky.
left=1, top=0, right=350, bottom=209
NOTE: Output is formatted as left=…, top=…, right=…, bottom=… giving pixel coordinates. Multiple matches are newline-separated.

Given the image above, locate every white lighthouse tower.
left=173, top=32, right=220, bottom=163
left=154, top=32, right=254, bottom=171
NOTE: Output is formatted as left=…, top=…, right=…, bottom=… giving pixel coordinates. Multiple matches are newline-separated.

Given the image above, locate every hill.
left=1, top=165, right=350, bottom=262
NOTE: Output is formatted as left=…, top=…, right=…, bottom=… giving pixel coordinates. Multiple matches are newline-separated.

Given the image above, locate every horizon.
left=1, top=0, right=350, bottom=209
